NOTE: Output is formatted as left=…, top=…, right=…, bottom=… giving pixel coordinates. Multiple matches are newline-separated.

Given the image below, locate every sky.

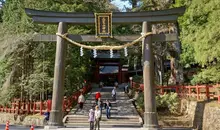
left=111, top=0, right=132, bottom=11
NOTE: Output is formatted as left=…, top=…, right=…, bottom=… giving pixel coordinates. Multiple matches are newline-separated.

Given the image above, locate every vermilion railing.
left=0, top=84, right=92, bottom=115
left=131, top=82, right=220, bottom=103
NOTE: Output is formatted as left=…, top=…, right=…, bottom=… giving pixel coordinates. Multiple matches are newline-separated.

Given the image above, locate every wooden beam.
left=33, top=34, right=178, bottom=43
left=25, top=7, right=185, bottom=24
left=26, top=7, right=185, bottom=18
left=31, top=15, right=179, bottom=24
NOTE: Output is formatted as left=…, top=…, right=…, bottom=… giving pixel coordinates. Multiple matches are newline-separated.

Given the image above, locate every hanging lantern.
left=124, top=47, right=128, bottom=57
left=110, top=49, right=113, bottom=58
left=93, top=49, right=97, bottom=58
left=80, top=47, right=84, bottom=56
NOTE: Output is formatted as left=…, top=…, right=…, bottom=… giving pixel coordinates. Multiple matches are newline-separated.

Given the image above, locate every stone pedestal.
left=141, top=128, right=161, bottom=130
left=44, top=125, right=65, bottom=130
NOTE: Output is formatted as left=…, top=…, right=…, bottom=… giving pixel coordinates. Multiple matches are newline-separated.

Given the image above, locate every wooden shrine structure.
left=25, top=7, right=185, bottom=130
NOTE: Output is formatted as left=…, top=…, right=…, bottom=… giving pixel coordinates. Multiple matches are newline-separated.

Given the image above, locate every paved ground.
left=0, top=124, right=193, bottom=130
left=55, top=127, right=193, bottom=130
left=0, top=124, right=43, bottom=130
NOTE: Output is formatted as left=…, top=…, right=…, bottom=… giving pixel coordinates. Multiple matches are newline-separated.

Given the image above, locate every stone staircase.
left=63, top=85, right=142, bottom=127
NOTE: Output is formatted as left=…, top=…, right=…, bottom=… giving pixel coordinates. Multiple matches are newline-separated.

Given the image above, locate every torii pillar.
left=48, top=22, right=67, bottom=127
left=142, top=21, right=160, bottom=130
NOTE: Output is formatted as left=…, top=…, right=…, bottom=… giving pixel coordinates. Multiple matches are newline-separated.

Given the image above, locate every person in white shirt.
left=94, top=105, right=101, bottom=130
left=78, top=93, right=85, bottom=110
left=112, top=87, right=116, bottom=101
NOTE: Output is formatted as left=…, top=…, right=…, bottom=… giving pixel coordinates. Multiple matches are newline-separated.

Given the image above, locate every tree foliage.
left=0, top=0, right=116, bottom=104
left=179, top=0, right=220, bottom=84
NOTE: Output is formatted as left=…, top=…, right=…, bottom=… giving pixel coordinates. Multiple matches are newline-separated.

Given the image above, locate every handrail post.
left=13, top=102, right=16, bottom=113
left=175, top=86, right=179, bottom=95
left=188, top=87, right=191, bottom=98
left=206, top=85, right=210, bottom=100
left=218, top=96, right=220, bottom=103
left=33, top=102, right=36, bottom=114
left=196, top=86, right=200, bottom=100
left=27, top=101, right=30, bottom=114
left=18, top=101, right=21, bottom=114
left=40, top=101, right=43, bottom=115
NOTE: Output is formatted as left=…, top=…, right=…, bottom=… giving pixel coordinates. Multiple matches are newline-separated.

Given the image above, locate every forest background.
left=0, top=0, right=219, bottom=105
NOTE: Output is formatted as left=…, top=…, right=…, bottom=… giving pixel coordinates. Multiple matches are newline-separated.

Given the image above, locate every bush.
left=156, top=92, right=180, bottom=114
left=132, top=75, right=143, bottom=83
left=136, top=92, right=180, bottom=114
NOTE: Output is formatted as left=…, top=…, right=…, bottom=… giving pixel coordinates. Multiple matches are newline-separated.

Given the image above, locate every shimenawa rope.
left=56, top=32, right=152, bottom=50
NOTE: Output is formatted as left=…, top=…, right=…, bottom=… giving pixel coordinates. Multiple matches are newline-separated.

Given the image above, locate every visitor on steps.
left=78, top=92, right=85, bottom=110
left=44, top=108, right=50, bottom=122
left=99, top=81, right=104, bottom=88
left=128, top=91, right=139, bottom=108
left=97, top=98, right=103, bottom=120
left=112, top=87, right=117, bottom=101
left=114, top=81, right=118, bottom=88
left=124, top=83, right=130, bottom=93
left=97, top=98, right=103, bottom=110
left=88, top=108, right=95, bottom=130
left=95, top=91, right=101, bottom=103
left=94, top=105, right=101, bottom=130
left=104, top=100, right=112, bottom=119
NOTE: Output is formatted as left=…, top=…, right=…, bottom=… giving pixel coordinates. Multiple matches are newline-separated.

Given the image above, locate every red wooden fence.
left=131, top=82, right=220, bottom=102
left=0, top=84, right=92, bottom=115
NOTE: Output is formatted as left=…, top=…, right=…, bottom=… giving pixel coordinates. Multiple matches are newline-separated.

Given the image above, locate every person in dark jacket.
left=44, top=109, right=50, bottom=121
left=104, top=100, right=112, bottom=119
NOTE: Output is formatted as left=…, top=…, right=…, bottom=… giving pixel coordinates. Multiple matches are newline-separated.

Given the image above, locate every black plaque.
left=95, top=13, right=112, bottom=38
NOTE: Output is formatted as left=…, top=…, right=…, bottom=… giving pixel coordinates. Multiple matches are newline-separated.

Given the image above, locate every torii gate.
left=25, top=7, right=185, bottom=130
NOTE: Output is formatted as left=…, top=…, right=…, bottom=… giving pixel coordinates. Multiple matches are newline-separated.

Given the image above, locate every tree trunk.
left=169, top=57, right=177, bottom=85
left=168, top=22, right=184, bottom=85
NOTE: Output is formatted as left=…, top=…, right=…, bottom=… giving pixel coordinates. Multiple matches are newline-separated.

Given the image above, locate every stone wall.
left=0, top=113, right=25, bottom=125
left=22, top=114, right=45, bottom=126
left=181, top=99, right=197, bottom=117
left=0, top=113, right=45, bottom=126
left=203, top=104, right=220, bottom=130
left=181, top=99, right=220, bottom=130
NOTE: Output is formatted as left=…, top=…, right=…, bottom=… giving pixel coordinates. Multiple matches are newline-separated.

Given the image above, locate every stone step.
left=65, top=122, right=142, bottom=127
left=87, top=97, right=129, bottom=100
left=65, top=121, right=140, bottom=125
left=66, top=115, right=140, bottom=119
left=67, top=116, right=140, bottom=119
left=66, top=119, right=140, bottom=123
left=66, top=117, right=140, bottom=122
left=83, top=101, right=118, bottom=104
left=63, top=84, right=142, bottom=128
left=76, top=111, right=118, bottom=115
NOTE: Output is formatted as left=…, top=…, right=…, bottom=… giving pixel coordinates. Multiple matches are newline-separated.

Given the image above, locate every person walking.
left=97, top=98, right=103, bottom=110
left=78, top=92, right=85, bottom=110
left=97, top=98, right=103, bottom=120
left=112, top=87, right=116, bottom=101
left=94, top=105, right=101, bottom=130
left=88, top=108, right=95, bottom=130
left=104, top=100, right=112, bottom=119
left=95, top=91, right=101, bottom=104
left=128, top=91, right=139, bottom=108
